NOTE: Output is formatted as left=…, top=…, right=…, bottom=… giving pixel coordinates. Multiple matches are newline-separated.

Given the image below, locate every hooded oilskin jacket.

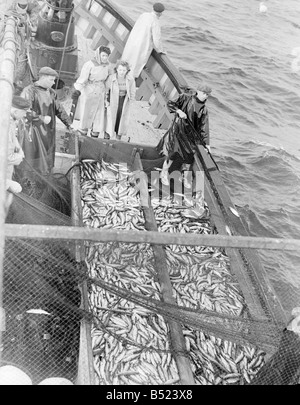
left=74, top=47, right=113, bottom=133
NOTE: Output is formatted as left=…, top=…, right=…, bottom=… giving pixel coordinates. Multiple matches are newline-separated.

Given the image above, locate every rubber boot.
left=6, top=179, right=22, bottom=193
left=160, top=159, right=172, bottom=186
left=179, top=163, right=192, bottom=189
left=78, top=129, right=88, bottom=136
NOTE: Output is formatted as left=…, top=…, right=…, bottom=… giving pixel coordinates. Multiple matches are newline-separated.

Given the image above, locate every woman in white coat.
left=72, top=45, right=113, bottom=138
left=106, top=60, right=136, bottom=140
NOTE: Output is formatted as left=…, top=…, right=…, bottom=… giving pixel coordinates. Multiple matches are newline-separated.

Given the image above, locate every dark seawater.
left=115, top=0, right=300, bottom=314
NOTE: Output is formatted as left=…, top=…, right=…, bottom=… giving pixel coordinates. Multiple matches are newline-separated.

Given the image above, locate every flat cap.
left=12, top=95, right=31, bottom=110
left=39, top=66, right=58, bottom=77
left=197, top=83, right=212, bottom=95
left=153, top=3, right=165, bottom=13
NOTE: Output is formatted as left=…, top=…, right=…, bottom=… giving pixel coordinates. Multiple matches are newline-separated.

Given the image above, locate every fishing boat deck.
left=2, top=0, right=297, bottom=386
left=56, top=99, right=165, bottom=154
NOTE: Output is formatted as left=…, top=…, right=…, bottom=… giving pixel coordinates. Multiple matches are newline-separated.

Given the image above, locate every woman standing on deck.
left=106, top=60, right=136, bottom=140
left=71, top=45, right=113, bottom=138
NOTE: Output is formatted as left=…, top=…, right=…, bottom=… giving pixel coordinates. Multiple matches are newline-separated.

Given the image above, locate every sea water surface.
left=115, top=0, right=300, bottom=315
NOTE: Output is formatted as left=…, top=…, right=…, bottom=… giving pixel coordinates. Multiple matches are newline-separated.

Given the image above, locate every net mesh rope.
left=1, top=136, right=299, bottom=385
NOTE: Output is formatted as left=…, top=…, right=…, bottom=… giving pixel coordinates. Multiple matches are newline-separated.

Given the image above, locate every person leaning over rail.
left=6, top=95, right=30, bottom=194
left=121, top=2, right=166, bottom=80
left=71, top=45, right=113, bottom=139
left=15, top=67, right=72, bottom=185
left=105, top=60, right=136, bottom=141
left=156, top=83, right=212, bottom=189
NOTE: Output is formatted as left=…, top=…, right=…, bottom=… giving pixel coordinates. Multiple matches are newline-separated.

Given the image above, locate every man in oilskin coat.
left=157, top=83, right=212, bottom=188
left=16, top=67, right=72, bottom=186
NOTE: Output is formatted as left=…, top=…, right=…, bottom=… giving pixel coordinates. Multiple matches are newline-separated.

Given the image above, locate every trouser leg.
left=160, top=158, right=173, bottom=185
left=180, top=162, right=192, bottom=189
left=78, top=128, right=88, bottom=136
left=115, top=96, right=126, bottom=136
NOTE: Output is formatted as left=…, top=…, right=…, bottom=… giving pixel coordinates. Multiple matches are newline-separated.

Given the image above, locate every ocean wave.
left=211, top=96, right=261, bottom=129
left=223, top=152, right=300, bottom=193
left=235, top=204, right=278, bottom=237
left=290, top=21, right=300, bottom=30
left=256, top=208, right=300, bottom=238
left=246, top=140, right=300, bottom=163
left=167, top=26, right=222, bottom=47
left=260, top=250, right=300, bottom=288
left=218, top=67, right=248, bottom=77
left=251, top=153, right=300, bottom=174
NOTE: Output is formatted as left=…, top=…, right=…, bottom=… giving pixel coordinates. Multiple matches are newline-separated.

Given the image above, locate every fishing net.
left=12, top=158, right=73, bottom=221
left=1, top=237, right=81, bottom=384
left=5, top=191, right=71, bottom=226
left=2, top=161, right=81, bottom=384
left=71, top=137, right=300, bottom=385
left=1, top=135, right=300, bottom=385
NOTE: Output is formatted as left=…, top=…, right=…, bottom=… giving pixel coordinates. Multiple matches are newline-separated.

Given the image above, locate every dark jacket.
left=156, top=92, right=210, bottom=163
left=167, top=93, right=210, bottom=145
left=19, top=83, right=71, bottom=175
